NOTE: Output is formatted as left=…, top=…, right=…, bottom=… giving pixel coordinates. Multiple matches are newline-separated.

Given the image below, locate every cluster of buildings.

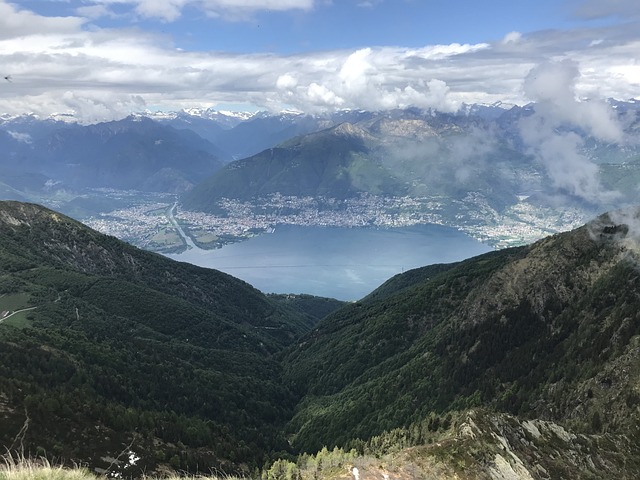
left=84, top=191, right=587, bottom=252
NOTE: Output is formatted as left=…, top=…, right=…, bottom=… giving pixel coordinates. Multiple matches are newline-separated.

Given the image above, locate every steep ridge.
left=267, top=408, right=640, bottom=479
left=402, top=408, right=640, bottom=479
left=0, top=201, right=311, bottom=475
left=182, top=122, right=405, bottom=211
left=282, top=208, right=640, bottom=458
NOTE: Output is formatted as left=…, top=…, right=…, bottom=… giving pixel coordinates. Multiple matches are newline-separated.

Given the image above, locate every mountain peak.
left=587, top=206, right=640, bottom=257
left=331, top=121, right=371, bottom=139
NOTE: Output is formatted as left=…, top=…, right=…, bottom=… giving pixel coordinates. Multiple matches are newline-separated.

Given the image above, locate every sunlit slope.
left=182, top=115, right=528, bottom=213
left=0, top=201, right=310, bottom=475
left=182, top=123, right=401, bottom=210
left=282, top=208, right=640, bottom=453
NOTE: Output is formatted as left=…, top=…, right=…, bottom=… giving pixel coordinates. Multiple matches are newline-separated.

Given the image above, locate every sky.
left=0, top=0, right=639, bottom=122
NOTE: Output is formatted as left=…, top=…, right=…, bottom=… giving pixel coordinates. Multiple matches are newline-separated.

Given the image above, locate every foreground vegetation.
left=0, top=457, right=241, bottom=480
left=4, top=201, right=640, bottom=478
left=5, top=406, right=640, bottom=480
left=0, top=202, right=328, bottom=475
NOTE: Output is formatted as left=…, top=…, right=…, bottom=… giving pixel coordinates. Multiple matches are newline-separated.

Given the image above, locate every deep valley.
left=2, top=201, right=640, bottom=478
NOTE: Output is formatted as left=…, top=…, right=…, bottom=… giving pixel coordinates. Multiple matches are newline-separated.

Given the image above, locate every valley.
left=4, top=1, right=640, bottom=477
left=1, top=102, right=640, bottom=478
left=2, top=201, right=640, bottom=478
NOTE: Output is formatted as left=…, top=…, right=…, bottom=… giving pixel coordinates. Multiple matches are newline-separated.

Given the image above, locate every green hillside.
left=282, top=210, right=640, bottom=455
left=181, top=118, right=527, bottom=214
left=182, top=123, right=405, bottom=212
left=0, top=201, right=311, bottom=475
left=267, top=294, right=346, bottom=326
left=3, top=200, right=640, bottom=478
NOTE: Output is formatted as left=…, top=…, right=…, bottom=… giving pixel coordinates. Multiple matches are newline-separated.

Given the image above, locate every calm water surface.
left=168, top=224, right=492, bottom=301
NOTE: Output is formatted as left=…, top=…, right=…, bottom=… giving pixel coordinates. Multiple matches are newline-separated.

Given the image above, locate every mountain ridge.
left=281, top=208, right=640, bottom=456
left=0, top=200, right=321, bottom=475
left=0, top=116, right=225, bottom=195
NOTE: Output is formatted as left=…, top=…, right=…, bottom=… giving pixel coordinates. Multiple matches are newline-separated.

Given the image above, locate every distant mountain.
left=182, top=122, right=406, bottom=210
left=146, top=108, right=256, bottom=129
left=182, top=110, right=533, bottom=213
left=179, top=103, right=640, bottom=241
left=4, top=102, right=639, bottom=213
left=156, top=110, right=338, bottom=160
left=0, top=201, right=313, bottom=475
left=282, top=207, right=640, bottom=465
left=0, top=116, right=225, bottom=195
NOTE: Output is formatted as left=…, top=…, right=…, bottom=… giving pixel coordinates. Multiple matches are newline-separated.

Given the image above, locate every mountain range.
left=181, top=112, right=533, bottom=215
left=2, top=200, right=640, bottom=478
left=2, top=102, right=640, bottom=242
left=182, top=104, right=640, bottom=216
left=0, top=115, right=225, bottom=196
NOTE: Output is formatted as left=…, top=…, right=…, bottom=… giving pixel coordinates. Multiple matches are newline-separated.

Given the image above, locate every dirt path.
left=0, top=306, right=37, bottom=324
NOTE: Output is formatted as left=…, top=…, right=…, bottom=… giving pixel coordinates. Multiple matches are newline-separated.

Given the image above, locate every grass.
left=1, top=310, right=32, bottom=328
left=0, top=456, right=245, bottom=480
left=0, top=457, right=94, bottom=480
left=0, top=294, right=34, bottom=328
left=0, top=293, right=31, bottom=312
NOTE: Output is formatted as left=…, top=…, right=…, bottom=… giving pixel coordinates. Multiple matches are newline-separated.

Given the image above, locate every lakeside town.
left=82, top=190, right=589, bottom=253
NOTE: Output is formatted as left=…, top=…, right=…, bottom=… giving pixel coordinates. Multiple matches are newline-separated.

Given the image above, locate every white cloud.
left=276, top=74, right=298, bottom=90
left=7, top=130, right=32, bottom=143
left=306, top=83, right=344, bottom=107
left=339, top=48, right=374, bottom=91
left=0, top=1, right=85, bottom=39
left=76, top=5, right=118, bottom=20
left=269, top=47, right=464, bottom=113
left=0, top=1, right=639, bottom=122
left=502, top=31, right=522, bottom=44
left=83, top=0, right=315, bottom=21
left=523, top=60, right=623, bottom=142
left=520, top=60, right=624, bottom=204
left=133, top=0, right=188, bottom=22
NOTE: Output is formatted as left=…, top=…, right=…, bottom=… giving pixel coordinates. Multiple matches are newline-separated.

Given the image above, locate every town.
left=83, top=190, right=588, bottom=253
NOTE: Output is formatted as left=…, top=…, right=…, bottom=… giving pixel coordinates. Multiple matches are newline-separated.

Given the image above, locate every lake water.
left=168, top=224, right=492, bottom=301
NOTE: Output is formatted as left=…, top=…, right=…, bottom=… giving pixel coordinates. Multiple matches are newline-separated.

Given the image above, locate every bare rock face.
left=368, top=410, right=640, bottom=480
left=318, top=409, right=640, bottom=480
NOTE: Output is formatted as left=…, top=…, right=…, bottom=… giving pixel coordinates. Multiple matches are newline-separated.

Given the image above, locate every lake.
left=168, top=224, right=492, bottom=301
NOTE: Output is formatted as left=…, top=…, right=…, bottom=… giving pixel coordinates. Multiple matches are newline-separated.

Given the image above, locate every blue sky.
left=16, top=0, right=614, bottom=53
left=0, top=0, right=639, bottom=121
left=111, top=1, right=573, bottom=53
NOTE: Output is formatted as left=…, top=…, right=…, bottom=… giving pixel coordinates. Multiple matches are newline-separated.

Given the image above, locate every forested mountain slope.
left=181, top=109, right=538, bottom=214
left=3, top=200, right=640, bottom=478
left=282, top=208, right=640, bottom=457
left=0, top=201, right=312, bottom=475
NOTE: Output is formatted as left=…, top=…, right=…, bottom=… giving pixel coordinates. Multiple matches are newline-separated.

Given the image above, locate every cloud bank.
left=0, top=1, right=639, bottom=123
left=519, top=60, right=624, bottom=204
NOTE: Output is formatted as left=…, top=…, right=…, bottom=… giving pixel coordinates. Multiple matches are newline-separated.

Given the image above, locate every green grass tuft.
left=0, top=456, right=246, bottom=480
left=0, top=456, right=95, bottom=480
